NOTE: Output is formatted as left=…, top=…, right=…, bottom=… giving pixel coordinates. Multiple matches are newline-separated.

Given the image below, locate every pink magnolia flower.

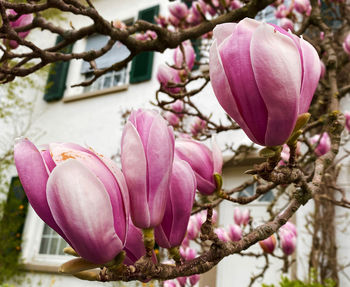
left=192, top=0, right=207, bottom=17
left=230, top=0, right=243, bottom=10
left=187, top=218, right=199, bottom=240
left=187, top=8, right=201, bottom=25
left=155, top=159, right=196, bottom=248
left=164, top=111, right=181, bottom=127
left=169, top=1, right=189, bottom=20
left=343, top=33, right=350, bottom=55
left=280, top=221, right=297, bottom=237
left=184, top=247, right=197, bottom=261
left=177, top=276, right=187, bottom=287
left=7, top=9, right=33, bottom=49
left=344, top=111, right=350, bottom=132
left=171, top=99, right=185, bottom=116
left=320, top=31, right=325, bottom=40
left=294, top=0, right=310, bottom=14
left=279, top=142, right=301, bottom=165
left=169, top=14, right=181, bottom=26
left=190, top=116, right=207, bottom=137
left=174, top=40, right=196, bottom=70
left=279, top=18, right=294, bottom=31
left=157, top=64, right=182, bottom=93
left=121, top=109, right=174, bottom=228
left=175, top=137, right=223, bottom=195
left=280, top=230, right=297, bottom=255
left=275, top=4, right=288, bottom=18
left=310, top=132, right=331, bottom=156
left=14, top=139, right=129, bottom=264
left=234, top=207, right=250, bottom=225
left=259, top=235, right=277, bottom=254
left=207, top=4, right=217, bottom=16
left=209, top=18, right=321, bottom=146
left=227, top=224, right=242, bottom=241
left=241, top=209, right=250, bottom=225
left=189, top=274, right=201, bottom=286
left=214, top=227, right=229, bottom=242
left=155, top=15, right=168, bottom=28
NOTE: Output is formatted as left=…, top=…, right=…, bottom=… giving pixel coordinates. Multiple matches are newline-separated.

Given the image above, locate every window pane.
left=39, top=224, right=68, bottom=255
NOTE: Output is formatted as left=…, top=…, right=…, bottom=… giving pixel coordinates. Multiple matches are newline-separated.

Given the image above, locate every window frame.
left=21, top=206, right=73, bottom=272
left=63, top=17, right=134, bottom=102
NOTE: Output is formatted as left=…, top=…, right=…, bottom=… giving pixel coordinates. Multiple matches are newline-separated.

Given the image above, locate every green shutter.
left=129, top=5, right=159, bottom=84
left=44, top=36, right=73, bottom=102
left=182, top=0, right=192, bottom=8
left=0, top=177, right=28, bottom=281
left=191, top=38, right=201, bottom=71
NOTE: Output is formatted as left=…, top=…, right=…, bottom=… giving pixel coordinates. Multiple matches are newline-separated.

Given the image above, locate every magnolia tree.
left=2, top=0, right=350, bottom=286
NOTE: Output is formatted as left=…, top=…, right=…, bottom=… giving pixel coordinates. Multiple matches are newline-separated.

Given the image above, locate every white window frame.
left=21, top=206, right=73, bottom=272
left=63, top=18, right=134, bottom=102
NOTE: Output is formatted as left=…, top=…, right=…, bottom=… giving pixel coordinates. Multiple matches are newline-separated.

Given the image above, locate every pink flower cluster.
left=14, top=109, right=223, bottom=266
left=157, top=0, right=243, bottom=30
left=157, top=41, right=196, bottom=94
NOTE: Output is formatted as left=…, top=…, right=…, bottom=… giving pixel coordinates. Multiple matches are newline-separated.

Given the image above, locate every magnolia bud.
left=259, top=235, right=277, bottom=254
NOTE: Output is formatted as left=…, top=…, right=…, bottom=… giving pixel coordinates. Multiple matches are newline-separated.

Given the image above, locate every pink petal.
left=250, top=23, right=301, bottom=146
left=213, top=22, right=237, bottom=45
left=218, top=18, right=268, bottom=144
left=147, top=114, right=174, bottom=227
left=14, top=138, right=69, bottom=243
left=168, top=160, right=196, bottom=246
left=121, top=122, right=150, bottom=228
left=49, top=143, right=128, bottom=243
left=209, top=39, right=259, bottom=144
left=47, top=160, right=123, bottom=264
left=298, top=38, right=321, bottom=114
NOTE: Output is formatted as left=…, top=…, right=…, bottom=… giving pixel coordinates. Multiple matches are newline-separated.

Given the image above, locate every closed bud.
left=175, top=137, right=223, bottom=195
left=210, top=18, right=321, bottom=146
left=310, top=132, right=331, bottom=156
left=228, top=224, right=242, bottom=241
left=294, top=0, right=310, bottom=14
left=259, top=235, right=277, bottom=254
left=189, top=274, right=201, bottom=286
left=174, top=40, right=196, bottom=70
left=155, top=159, right=196, bottom=248
left=157, top=64, right=182, bottom=93
left=214, top=227, right=229, bottom=242
left=169, top=2, right=189, bottom=20
left=233, top=207, right=243, bottom=226
left=280, top=230, right=297, bottom=255
left=343, top=33, right=350, bottom=55
left=241, top=209, right=250, bottom=225
left=121, top=109, right=175, bottom=229
left=344, top=111, right=350, bottom=132
left=177, top=276, right=188, bottom=287
left=6, top=10, right=33, bottom=49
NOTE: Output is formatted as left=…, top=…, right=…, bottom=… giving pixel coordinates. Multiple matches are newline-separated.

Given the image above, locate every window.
left=255, top=5, right=278, bottom=24
left=39, top=224, right=67, bottom=255
left=239, top=183, right=275, bottom=202
left=81, top=34, right=131, bottom=91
